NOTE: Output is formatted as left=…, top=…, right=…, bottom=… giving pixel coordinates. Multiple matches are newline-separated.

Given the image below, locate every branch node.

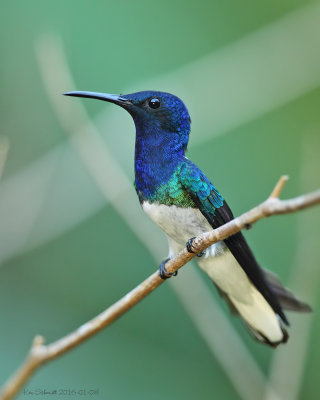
left=32, top=335, right=45, bottom=348
left=269, top=175, right=289, bottom=199
left=30, top=336, right=47, bottom=363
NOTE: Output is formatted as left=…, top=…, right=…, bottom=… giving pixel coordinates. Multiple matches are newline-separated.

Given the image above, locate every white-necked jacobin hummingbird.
left=65, top=90, right=311, bottom=347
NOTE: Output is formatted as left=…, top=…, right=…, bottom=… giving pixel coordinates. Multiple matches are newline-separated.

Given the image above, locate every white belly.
left=142, top=201, right=225, bottom=257
left=142, top=201, right=284, bottom=343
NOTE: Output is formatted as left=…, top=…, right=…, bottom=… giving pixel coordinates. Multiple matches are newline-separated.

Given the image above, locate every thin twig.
left=1, top=178, right=319, bottom=400
left=269, top=175, right=289, bottom=199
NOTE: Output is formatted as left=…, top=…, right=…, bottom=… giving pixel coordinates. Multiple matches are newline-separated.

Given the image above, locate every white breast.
left=142, top=201, right=211, bottom=244
left=142, top=201, right=225, bottom=258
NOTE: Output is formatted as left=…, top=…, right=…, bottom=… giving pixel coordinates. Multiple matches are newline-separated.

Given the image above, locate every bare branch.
left=1, top=179, right=319, bottom=400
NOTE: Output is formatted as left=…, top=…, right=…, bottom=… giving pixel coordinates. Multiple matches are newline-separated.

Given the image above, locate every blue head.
left=64, top=90, right=192, bottom=200
left=64, top=90, right=191, bottom=153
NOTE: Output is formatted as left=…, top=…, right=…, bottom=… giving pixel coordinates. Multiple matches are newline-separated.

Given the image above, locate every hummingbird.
left=65, top=90, right=311, bottom=347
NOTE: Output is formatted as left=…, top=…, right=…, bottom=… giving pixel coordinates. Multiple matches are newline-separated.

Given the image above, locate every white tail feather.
left=197, top=247, right=287, bottom=345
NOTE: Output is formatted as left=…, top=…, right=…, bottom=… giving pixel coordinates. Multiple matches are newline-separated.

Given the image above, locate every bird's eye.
left=148, top=98, right=161, bottom=109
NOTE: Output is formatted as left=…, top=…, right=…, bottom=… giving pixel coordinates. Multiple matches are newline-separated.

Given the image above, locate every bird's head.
left=64, top=90, right=191, bottom=150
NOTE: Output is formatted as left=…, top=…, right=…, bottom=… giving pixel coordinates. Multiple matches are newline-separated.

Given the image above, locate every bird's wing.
left=180, top=160, right=288, bottom=323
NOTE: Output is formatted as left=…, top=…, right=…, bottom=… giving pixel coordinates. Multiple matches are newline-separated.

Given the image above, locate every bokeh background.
left=1, top=1, right=320, bottom=399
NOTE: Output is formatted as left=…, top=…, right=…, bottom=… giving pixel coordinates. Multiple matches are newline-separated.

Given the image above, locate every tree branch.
left=1, top=176, right=320, bottom=400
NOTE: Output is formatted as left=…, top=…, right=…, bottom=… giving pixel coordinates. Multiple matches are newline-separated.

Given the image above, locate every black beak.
left=64, top=91, right=131, bottom=107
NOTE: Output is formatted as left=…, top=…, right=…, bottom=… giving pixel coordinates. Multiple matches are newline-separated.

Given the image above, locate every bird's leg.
left=186, top=237, right=205, bottom=257
left=158, top=257, right=178, bottom=280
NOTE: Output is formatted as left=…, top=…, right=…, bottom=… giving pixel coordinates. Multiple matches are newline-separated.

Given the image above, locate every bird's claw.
left=186, top=237, right=196, bottom=253
left=186, top=237, right=205, bottom=257
left=158, top=258, right=178, bottom=280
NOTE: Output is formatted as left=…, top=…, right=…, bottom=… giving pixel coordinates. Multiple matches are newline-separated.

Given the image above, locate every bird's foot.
left=186, top=237, right=205, bottom=257
left=186, top=237, right=196, bottom=253
left=158, top=258, right=178, bottom=280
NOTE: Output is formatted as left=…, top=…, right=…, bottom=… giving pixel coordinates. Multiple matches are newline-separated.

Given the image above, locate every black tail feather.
left=263, top=269, right=312, bottom=313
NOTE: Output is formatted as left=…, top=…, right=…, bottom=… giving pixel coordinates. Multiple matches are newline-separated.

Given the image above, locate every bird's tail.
left=222, top=287, right=290, bottom=347
left=198, top=246, right=311, bottom=347
left=217, top=268, right=311, bottom=347
left=216, top=269, right=312, bottom=347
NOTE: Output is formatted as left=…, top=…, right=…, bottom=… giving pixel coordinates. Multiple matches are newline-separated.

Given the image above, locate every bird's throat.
left=134, top=132, right=185, bottom=203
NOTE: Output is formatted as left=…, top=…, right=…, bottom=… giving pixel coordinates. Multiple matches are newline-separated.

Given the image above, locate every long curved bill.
left=64, top=91, right=130, bottom=106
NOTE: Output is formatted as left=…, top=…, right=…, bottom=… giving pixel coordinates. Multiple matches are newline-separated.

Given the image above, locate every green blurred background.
left=1, top=1, right=320, bottom=399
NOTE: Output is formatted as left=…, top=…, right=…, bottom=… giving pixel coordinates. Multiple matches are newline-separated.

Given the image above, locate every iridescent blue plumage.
left=135, top=158, right=224, bottom=212
left=124, top=91, right=224, bottom=214
left=127, top=91, right=191, bottom=203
